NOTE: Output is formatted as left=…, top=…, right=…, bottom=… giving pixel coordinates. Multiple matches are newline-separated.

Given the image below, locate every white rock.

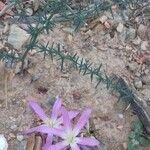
left=0, top=134, right=8, bottom=150
left=138, top=24, right=147, bottom=40
left=132, top=36, right=141, bottom=45
left=17, top=135, right=24, bottom=142
left=141, top=41, right=149, bottom=51
left=117, top=23, right=124, bottom=33
left=8, top=24, right=30, bottom=50
left=118, top=113, right=124, bottom=119
left=99, top=15, right=108, bottom=23
left=134, top=79, right=143, bottom=89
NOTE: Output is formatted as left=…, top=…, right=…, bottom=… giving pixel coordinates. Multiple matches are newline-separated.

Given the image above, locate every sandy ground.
left=0, top=21, right=149, bottom=150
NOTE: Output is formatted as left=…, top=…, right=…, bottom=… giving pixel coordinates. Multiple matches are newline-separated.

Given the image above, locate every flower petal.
left=68, top=110, right=79, bottom=119
left=43, top=134, right=53, bottom=150
left=24, top=125, right=51, bottom=134
left=57, top=110, right=79, bottom=124
left=62, top=107, right=71, bottom=130
left=74, top=108, right=91, bottom=135
left=28, top=100, right=47, bottom=120
left=24, top=125, right=64, bottom=137
left=51, top=96, right=62, bottom=119
left=49, top=141, right=67, bottom=150
left=71, top=144, right=80, bottom=150
left=77, top=137, right=99, bottom=146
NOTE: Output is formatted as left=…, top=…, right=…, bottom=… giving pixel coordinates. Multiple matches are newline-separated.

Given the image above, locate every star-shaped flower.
left=47, top=107, right=99, bottom=150
left=25, top=96, right=78, bottom=149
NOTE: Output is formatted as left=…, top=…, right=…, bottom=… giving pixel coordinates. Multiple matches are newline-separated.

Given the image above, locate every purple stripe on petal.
left=62, top=107, right=71, bottom=130
left=74, top=108, right=91, bottom=135
left=77, top=137, right=99, bottom=146
left=49, top=141, right=67, bottom=150
left=51, top=96, right=62, bottom=119
left=71, top=144, right=80, bottom=150
left=43, top=134, right=53, bottom=150
left=28, top=101, right=47, bottom=120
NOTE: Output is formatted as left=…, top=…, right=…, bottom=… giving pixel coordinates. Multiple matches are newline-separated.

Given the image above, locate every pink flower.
left=25, top=96, right=78, bottom=149
left=47, top=107, right=99, bottom=150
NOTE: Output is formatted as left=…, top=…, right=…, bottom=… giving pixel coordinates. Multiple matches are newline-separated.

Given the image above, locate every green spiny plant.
left=128, top=119, right=150, bottom=150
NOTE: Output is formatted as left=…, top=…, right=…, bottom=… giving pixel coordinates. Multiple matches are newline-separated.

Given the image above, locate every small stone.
left=126, top=62, right=138, bottom=72
left=138, top=24, right=147, bottom=40
left=9, top=133, right=16, bottom=139
left=141, top=41, right=149, bottom=51
left=18, top=140, right=27, bottom=150
left=119, top=27, right=136, bottom=42
left=17, top=135, right=24, bottom=141
left=141, top=89, right=150, bottom=98
left=122, top=142, right=127, bottom=149
left=125, top=45, right=132, bottom=51
left=132, top=36, right=141, bottom=45
left=117, top=125, right=123, bottom=131
left=26, top=8, right=33, bottom=16
left=10, top=124, right=17, bottom=130
left=0, top=134, right=8, bottom=150
left=126, top=27, right=136, bottom=40
left=116, top=23, right=124, bottom=33
left=99, top=15, right=108, bottom=24
left=118, top=113, right=124, bottom=119
left=144, top=69, right=149, bottom=75
left=134, top=79, right=143, bottom=89
left=142, top=75, right=150, bottom=85
left=8, top=24, right=30, bottom=50
left=86, top=30, right=93, bottom=36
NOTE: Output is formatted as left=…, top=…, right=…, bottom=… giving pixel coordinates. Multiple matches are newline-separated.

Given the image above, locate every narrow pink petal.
left=71, top=144, right=80, bottom=150
left=77, top=137, right=99, bottom=146
left=68, top=110, right=79, bottom=119
left=49, top=128, right=64, bottom=137
left=24, top=125, right=51, bottom=134
left=28, top=100, right=47, bottom=120
left=24, top=125, right=64, bottom=137
left=43, top=134, right=53, bottom=150
left=57, top=111, right=78, bottom=124
left=74, top=108, right=91, bottom=135
left=62, top=107, right=71, bottom=129
left=51, top=96, right=62, bottom=119
left=49, top=141, right=67, bottom=150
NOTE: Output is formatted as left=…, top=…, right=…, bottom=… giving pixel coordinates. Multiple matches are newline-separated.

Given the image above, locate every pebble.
left=142, top=75, right=150, bottom=85
left=8, top=24, right=30, bottom=50
left=132, top=36, right=141, bottom=45
left=17, top=135, right=24, bottom=142
left=116, top=23, right=124, bottom=33
left=141, top=41, right=149, bottom=51
left=0, top=134, right=8, bottom=150
left=134, top=79, right=143, bottom=89
left=8, top=133, right=16, bottom=139
left=119, top=27, right=136, bottom=42
left=141, top=89, right=150, bottom=98
left=137, top=24, right=147, bottom=40
left=99, top=15, right=108, bottom=24
left=126, top=62, right=138, bottom=72
left=10, top=124, right=17, bottom=130
left=18, top=140, right=27, bottom=150
left=118, top=113, right=124, bottom=119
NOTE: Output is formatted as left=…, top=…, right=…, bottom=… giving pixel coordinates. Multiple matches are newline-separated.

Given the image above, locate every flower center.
left=63, top=130, right=77, bottom=145
left=43, top=118, right=59, bottom=128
